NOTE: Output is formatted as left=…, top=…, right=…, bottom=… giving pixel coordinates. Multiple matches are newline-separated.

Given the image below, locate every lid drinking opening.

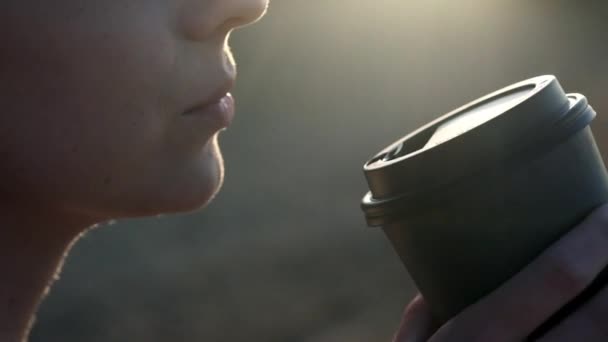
left=367, top=127, right=437, bottom=166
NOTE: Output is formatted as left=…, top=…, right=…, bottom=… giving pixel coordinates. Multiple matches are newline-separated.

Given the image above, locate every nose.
left=179, top=0, right=269, bottom=41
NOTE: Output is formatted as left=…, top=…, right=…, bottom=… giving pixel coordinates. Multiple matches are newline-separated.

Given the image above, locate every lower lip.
left=182, top=93, right=235, bottom=128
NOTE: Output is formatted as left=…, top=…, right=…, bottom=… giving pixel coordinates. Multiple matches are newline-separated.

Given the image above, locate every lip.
left=182, top=92, right=235, bottom=128
left=182, top=80, right=236, bottom=128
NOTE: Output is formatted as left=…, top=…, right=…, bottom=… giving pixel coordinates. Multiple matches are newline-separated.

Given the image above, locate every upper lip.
left=183, top=77, right=235, bottom=114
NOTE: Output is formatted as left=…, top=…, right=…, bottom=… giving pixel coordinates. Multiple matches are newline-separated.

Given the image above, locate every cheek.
left=0, top=21, right=171, bottom=176
left=0, top=6, right=224, bottom=218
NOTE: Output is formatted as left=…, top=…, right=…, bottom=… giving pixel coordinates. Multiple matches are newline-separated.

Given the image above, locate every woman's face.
left=0, top=1, right=268, bottom=220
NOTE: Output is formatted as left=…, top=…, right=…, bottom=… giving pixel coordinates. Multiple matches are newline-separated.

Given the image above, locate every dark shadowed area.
left=31, top=1, right=608, bottom=341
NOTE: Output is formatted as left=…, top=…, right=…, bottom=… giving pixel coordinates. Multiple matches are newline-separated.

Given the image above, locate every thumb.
left=393, top=295, right=437, bottom=342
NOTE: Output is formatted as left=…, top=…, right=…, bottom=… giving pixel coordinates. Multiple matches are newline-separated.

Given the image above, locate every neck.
left=0, top=204, right=93, bottom=342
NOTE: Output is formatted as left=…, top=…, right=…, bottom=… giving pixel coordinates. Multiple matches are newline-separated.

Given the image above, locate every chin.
left=155, top=139, right=226, bottom=215
left=95, top=139, right=226, bottom=219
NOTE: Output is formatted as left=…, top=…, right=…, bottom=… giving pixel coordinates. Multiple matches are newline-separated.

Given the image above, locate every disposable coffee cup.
left=361, top=75, right=608, bottom=323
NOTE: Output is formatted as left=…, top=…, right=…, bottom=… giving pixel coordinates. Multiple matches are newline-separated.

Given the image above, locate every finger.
left=430, top=203, right=608, bottom=342
left=393, top=295, right=437, bottom=342
left=537, top=280, right=608, bottom=341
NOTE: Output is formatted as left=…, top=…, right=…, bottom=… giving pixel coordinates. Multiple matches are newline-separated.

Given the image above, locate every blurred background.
left=31, top=1, right=608, bottom=341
